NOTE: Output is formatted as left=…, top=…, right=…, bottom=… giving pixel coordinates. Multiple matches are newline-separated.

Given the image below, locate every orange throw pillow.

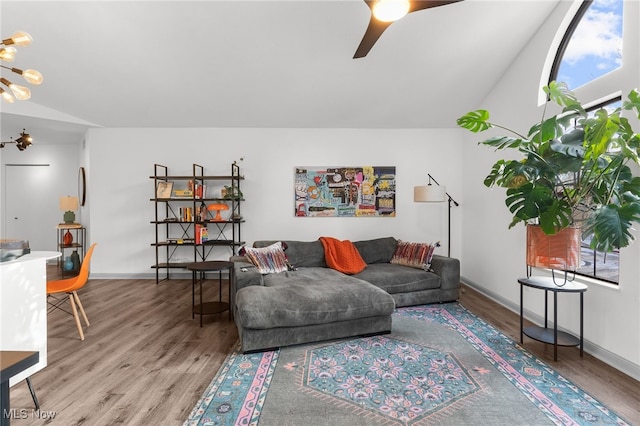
left=319, top=236, right=367, bottom=275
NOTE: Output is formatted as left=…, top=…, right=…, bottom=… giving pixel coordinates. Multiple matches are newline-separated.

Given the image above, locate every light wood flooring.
left=7, top=272, right=640, bottom=425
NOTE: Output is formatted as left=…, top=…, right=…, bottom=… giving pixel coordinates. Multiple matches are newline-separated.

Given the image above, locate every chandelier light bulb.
left=373, top=0, right=410, bottom=22
left=0, top=47, right=17, bottom=62
left=9, top=82, right=31, bottom=100
left=21, top=69, right=43, bottom=85
left=6, top=31, right=33, bottom=47
left=0, top=87, right=15, bottom=103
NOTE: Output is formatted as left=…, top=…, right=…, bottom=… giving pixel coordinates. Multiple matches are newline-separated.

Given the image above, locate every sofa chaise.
left=231, top=237, right=460, bottom=353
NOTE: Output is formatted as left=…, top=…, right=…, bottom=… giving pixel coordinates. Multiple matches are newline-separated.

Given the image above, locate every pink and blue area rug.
left=185, top=303, right=631, bottom=425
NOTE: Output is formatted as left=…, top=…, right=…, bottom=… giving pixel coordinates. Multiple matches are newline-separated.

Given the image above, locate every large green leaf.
left=504, top=183, right=572, bottom=232
left=479, top=136, right=524, bottom=150
left=457, top=110, right=491, bottom=133
left=583, top=202, right=640, bottom=251
left=544, top=81, right=579, bottom=107
left=584, top=109, right=620, bottom=160
left=622, top=176, right=640, bottom=197
left=623, top=89, right=640, bottom=118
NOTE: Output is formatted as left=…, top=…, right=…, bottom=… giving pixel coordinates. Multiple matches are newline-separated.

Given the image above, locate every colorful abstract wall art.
left=295, top=166, right=396, bottom=217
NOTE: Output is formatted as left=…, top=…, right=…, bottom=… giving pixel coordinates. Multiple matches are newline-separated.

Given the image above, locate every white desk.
left=0, top=251, right=60, bottom=386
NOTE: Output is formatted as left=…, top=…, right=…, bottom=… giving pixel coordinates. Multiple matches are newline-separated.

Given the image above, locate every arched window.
left=546, top=0, right=625, bottom=284
left=549, top=0, right=623, bottom=90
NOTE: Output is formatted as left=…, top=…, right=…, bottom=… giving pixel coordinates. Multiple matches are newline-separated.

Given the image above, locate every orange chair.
left=47, top=243, right=97, bottom=340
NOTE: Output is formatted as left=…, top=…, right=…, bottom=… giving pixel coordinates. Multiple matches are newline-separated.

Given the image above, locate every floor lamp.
left=413, top=174, right=459, bottom=257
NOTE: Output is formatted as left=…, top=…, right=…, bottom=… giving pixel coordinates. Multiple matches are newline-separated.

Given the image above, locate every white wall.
left=85, top=127, right=463, bottom=278
left=1, top=142, right=80, bottom=250
left=460, top=1, right=640, bottom=379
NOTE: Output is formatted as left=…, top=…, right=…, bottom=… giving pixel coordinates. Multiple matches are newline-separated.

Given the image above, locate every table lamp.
left=60, top=196, right=79, bottom=224
left=207, top=203, right=229, bottom=222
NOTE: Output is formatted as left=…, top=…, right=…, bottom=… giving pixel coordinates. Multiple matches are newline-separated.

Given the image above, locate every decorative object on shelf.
left=221, top=185, right=243, bottom=200
left=413, top=173, right=459, bottom=257
left=63, top=256, right=74, bottom=271
left=70, top=249, right=81, bottom=272
left=207, top=203, right=229, bottom=222
left=156, top=181, right=173, bottom=198
left=63, top=230, right=73, bottom=246
left=60, top=196, right=79, bottom=224
left=78, top=167, right=86, bottom=206
left=0, top=128, right=33, bottom=150
left=457, top=81, right=640, bottom=281
left=1, top=31, right=43, bottom=103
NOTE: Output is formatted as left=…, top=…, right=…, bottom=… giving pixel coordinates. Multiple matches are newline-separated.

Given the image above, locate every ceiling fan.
left=354, top=0, right=464, bottom=58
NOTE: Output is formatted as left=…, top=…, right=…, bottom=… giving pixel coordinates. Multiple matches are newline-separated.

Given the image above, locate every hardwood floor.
left=8, top=274, right=640, bottom=425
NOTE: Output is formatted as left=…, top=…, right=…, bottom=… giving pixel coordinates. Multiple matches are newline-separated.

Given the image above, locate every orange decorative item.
left=207, top=203, right=229, bottom=222
left=63, top=230, right=73, bottom=246
left=526, top=224, right=581, bottom=271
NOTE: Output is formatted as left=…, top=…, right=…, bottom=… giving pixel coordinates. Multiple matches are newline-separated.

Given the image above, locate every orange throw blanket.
left=319, top=236, right=367, bottom=275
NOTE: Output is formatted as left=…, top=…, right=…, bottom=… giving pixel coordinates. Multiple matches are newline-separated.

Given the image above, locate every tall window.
left=572, top=97, right=622, bottom=284
left=549, top=0, right=624, bottom=283
left=551, top=0, right=623, bottom=90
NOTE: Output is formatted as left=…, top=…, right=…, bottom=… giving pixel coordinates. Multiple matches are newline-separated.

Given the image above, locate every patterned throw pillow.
left=390, top=240, right=440, bottom=270
left=244, top=241, right=290, bottom=274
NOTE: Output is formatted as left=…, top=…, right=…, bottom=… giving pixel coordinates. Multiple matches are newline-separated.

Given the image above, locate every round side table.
left=186, top=261, right=234, bottom=327
left=518, top=276, right=587, bottom=361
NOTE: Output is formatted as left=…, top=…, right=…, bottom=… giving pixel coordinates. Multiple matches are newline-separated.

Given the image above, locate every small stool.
left=186, top=261, right=234, bottom=327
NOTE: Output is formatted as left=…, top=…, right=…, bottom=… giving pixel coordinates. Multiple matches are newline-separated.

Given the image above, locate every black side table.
left=518, top=276, right=587, bottom=361
left=186, top=261, right=234, bottom=327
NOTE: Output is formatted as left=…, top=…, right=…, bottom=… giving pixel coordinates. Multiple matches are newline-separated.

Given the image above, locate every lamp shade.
left=414, top=185, right=446, bottom=202
left=60, top=196, right=79, bottom=211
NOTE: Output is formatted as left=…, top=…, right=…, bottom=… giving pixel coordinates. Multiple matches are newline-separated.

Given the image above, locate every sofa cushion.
left=390, top=240, right=439, bottom=270
left=235, top=275, right=395, bottom=329
left=353, top=263, right=441, bottom=294
left=353, top=237, right=398, bottom=264
left=244, top=241, right=289, bottom=274
left=254, top=240, right=327, bottom=268
left=259, top=266, right=353, bottom=287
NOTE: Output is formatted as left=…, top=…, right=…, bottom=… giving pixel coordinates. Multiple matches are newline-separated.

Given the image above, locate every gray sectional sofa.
left=232, top=237, right=460, bottom=353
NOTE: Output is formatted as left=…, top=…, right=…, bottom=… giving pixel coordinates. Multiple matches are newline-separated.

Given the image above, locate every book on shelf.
left=156, top=181, right=173, bottom=198
left=195, top=224, right=209, bottom=244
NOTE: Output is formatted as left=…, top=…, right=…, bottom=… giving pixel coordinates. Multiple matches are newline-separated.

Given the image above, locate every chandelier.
left=0, top=31, right=43, bottom=103
left=1, top=129, right=33, bottom=151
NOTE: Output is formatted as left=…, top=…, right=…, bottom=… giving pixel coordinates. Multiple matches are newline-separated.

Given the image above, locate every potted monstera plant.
left=457, top=81, right=640, bottom=270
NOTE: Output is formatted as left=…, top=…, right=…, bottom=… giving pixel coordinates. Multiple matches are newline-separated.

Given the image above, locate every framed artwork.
left=295, top=166, right=396, bottom=217
left=156, top=181, right=173, bottom=199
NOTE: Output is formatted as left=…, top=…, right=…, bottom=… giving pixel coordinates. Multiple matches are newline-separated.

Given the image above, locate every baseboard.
left=460, top=276, right=640, bottom=381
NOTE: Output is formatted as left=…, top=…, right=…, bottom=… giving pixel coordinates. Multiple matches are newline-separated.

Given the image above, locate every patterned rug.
left=185, top=303, right=630, bottom=425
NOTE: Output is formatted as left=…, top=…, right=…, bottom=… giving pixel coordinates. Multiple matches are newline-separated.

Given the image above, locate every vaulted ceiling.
left=1, top=0, right=560, bottom=145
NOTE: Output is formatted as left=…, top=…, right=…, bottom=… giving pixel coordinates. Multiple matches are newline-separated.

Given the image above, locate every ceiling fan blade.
left=409, top=0, right=464, bottom=14
left=353, top=0, right=464, bottom=58
left=353, top=16, right=393, bottom=59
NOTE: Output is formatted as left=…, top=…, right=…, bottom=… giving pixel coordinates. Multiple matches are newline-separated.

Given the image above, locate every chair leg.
left=72, top=291, right=90, bottom=327
left=68, top=292, right=85, bottom=341
left=26, top=377, right=40, bottom=410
